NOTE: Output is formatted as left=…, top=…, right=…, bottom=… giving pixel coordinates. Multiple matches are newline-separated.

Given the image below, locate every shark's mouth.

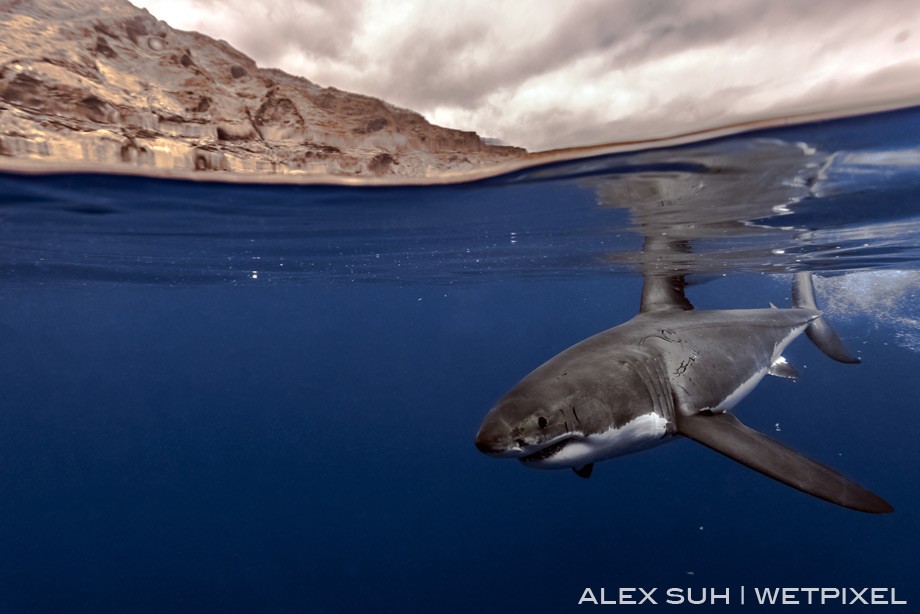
left=520, top=437, right=573, bottom=463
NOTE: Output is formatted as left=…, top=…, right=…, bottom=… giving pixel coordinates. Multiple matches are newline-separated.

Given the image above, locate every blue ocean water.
left=1, top=107, right=920, bottom=612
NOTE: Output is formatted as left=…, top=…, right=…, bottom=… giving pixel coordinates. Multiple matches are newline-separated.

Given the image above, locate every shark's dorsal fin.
left=640, top=275, right=694, bottom=313
left=638, top=236, right=694, bottom=313
left=675, top=411, right=892, bottom=514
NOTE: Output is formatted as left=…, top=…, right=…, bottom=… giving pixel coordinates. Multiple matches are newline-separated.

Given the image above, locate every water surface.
left=1, top=107, right=919, bottom=612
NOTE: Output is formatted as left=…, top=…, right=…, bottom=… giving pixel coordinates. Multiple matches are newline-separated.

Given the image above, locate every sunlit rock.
left=0, top=0, right=525, bottom=178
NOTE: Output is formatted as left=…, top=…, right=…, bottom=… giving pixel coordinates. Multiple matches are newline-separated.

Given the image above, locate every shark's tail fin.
left=792, top=272, right=860, bottom=364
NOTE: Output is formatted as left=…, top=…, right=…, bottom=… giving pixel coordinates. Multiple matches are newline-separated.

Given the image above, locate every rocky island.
left=0, top=0, right=526, bottom=180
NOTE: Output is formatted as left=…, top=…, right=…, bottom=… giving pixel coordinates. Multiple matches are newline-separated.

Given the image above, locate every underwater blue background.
left=1, top=108, right=920, bottom=612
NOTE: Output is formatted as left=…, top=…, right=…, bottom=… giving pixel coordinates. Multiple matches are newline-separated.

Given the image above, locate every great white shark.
left=475, top=271, right=892, bottom=514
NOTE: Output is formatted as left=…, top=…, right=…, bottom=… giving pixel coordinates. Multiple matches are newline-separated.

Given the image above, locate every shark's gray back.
left=623, top=308, right=819, bottom=414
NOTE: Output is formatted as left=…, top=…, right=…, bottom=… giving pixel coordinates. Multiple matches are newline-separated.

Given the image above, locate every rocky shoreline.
left=0, top=0, right=526, bottom=178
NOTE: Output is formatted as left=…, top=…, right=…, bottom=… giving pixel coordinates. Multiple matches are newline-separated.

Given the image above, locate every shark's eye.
left=538, top=416, right=547, bottom=429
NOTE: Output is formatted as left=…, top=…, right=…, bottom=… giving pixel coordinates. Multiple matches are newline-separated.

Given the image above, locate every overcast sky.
left=133, top=0, right=920, bottom=151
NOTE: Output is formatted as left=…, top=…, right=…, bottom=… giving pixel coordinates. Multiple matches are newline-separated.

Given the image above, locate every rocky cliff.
left=0, top=0, right=525, bottom=178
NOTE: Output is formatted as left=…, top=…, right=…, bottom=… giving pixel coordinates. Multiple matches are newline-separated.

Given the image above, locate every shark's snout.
left=475, top=419, right=522, bottom=457
left=474, top=429, right=502, bottom=455
left=476, top=402, right=575, bottom=461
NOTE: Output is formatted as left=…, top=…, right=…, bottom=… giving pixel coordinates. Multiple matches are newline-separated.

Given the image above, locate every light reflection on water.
left=2, top=107, right=920, bottom=288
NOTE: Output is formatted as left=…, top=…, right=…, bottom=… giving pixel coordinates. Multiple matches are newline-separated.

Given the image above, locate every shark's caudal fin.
left=792, top=272, right=860, bottom=364
left=676, top=412, right=892, bottom=514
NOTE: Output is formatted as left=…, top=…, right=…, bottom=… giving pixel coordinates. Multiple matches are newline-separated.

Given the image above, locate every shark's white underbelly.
left=530, top=412, right=670, bottom=469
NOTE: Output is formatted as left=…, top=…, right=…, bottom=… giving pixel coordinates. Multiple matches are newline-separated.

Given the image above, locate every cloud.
left=133, top=0, right=920, bottom=151
left=148, top=0, right=364, bottom=64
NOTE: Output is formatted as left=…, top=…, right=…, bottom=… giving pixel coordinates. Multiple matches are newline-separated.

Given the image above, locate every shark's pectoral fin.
left=675, top=412, right=892, bottom=514
left=768, top=356, right=798, bottom=379
left=573, top=464, right=594, bottom=479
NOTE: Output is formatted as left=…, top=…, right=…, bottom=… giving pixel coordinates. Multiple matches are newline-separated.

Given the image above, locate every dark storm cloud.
left=146, top=0, right=920, bottom=107
left=362, top=0, right=919, bottom=113
left=368, top=1, right=781, bottom=107
left=374, top=0, right=654, bottom=109
left=138, top=0, right=920, bottom=149
left=179, top=0, right=365, bottom=66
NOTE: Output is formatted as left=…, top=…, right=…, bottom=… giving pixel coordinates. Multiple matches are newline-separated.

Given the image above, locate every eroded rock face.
left=0, top=0, right=525, bottom=178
